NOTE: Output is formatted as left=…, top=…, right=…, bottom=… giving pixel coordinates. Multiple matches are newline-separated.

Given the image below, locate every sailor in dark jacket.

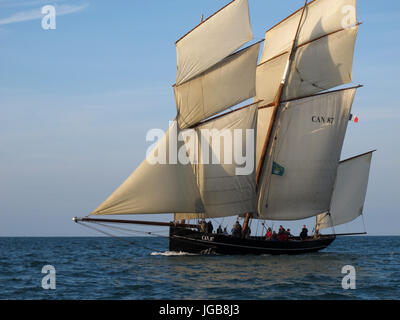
left=300, top=225, right=308, bottom=239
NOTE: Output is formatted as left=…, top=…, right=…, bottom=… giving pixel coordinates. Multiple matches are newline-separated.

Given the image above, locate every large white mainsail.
left=91, top=122, right=203, bottom=215
left=193, top=104, right=258, bottom=218
left=174, top=42, right=260, bottom=129
left=257, top=88, right=357, bottom=220
left=176, top=0, right=253, bottom=86
left=316, top=151, right=374, bottom=230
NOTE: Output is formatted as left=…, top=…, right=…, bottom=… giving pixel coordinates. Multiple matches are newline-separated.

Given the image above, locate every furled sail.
left=192, top=104, right=258, bottom=218
left=174, top=213, right=205, bottom=221
left=175, top=42, right=260, bottom=129
left=256, top=26, right=358, bottom=105
left=316, top=151, right=374, bottom=230
left=257, top=88, right=357, bottom=220
left=175, top=0, right=253, bottom=85
left=91, top=122, right=204, bottom=215
left=260, top=0, right=357, bottom=63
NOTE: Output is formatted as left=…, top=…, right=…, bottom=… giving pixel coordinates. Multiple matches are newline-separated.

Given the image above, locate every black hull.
left=169, top=226, right=335, bottom=255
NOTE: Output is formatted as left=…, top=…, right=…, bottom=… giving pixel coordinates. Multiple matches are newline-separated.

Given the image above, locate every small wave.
left=150, top=251, right=197, bottom=256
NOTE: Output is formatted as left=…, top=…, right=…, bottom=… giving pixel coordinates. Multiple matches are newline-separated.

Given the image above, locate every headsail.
left=176, top=0, right=253, bottom=85
left=175, top=42, right=260, bottom=129
left=91, top=122, right=204, bottom=215
left=257, top=88, right=357, bottom=220
left=316, top=151, right=374, bottom=230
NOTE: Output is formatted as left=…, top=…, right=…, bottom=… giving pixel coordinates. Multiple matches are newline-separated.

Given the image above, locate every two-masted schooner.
left=74, top=0, right=375, bottom=255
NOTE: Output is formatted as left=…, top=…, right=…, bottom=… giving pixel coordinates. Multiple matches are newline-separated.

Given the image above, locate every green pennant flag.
left=272, top=162, right=285, bottom=176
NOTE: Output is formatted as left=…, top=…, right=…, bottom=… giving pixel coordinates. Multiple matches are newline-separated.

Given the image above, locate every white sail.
left=193, top=104, right=258, bottom=218
left=176, top=0, right=253, bottom=85
left=256, top=27, right=358, bottom=105
left=260, top=0, right=357, bottom=63
left=283, top=26, right=358, bottom=100
left=91, top=122, right=203, bottom=215
left=256, top=52, right=289, bottom=105
left=175, top=42, right=260, bottom=129
left=257, top=88, right=357, bottom=220
left=256, top=106, right=274, bottom=171
left=316, top=151, right=374, bottom=230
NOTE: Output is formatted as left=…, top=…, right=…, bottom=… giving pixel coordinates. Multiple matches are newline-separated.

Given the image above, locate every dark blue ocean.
left=0, top=237, right=399, bottom=300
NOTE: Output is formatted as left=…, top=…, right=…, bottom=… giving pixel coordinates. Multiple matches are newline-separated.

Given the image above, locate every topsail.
left=175, top=0, right=253, bottom=86
left=175, top=42, right=260, bottom=129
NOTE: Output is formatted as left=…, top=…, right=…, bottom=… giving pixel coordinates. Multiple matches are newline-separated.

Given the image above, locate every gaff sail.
left=192, top=104, right=258, bottom=218
left=257, top=88, right=357, bottom=220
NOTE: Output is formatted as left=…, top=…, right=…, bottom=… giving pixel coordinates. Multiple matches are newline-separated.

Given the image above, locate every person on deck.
left=200, top=219, right=206, bottom=233
left=278, top=225, right=287, bottom=241
left=243, top=226, right=251, bottom=239
left=232, top=221, right=242, bottom=238
left=217, top=225, right=223, bottom=234
left=207, top=221, right=213, bottom=234
left=300, top=225, right=308, bottom=240
left=265, top=228, right=273, bottom=240
left=271, top=231, right=278, bottom=241
left=286, top=228, right=294, bottom=240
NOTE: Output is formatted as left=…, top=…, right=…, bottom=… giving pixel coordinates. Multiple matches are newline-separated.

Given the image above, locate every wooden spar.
left=172, top=39, right=265, bottom=88
left=258, top=23, right=362, bottom=69
left=256, top=0, right=309, bottom=186
left=242, top=213, right=251, bottom=231
left=175, top=0, right=236, bottom=44
left=339, top=150, right=377, bottom=164
left=189, top=100, right=263, bottom=128
left=323, top=232, right=367, bottom=237
left=258, top=85, right=364, bottom=110
left=73, top=217, right=199, bottom=229
left=264, top=0, right=317, bottom=35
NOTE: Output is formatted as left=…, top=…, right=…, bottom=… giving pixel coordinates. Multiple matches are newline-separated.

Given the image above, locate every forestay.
left=193, top=104, right=258, bottom=218
left=175, top=42, right=260, bottom=129
left=316, top=151, right=374, bottom=230
left=91, top=122, right=204, bottom=216
left=257, top=88, right=357, bottom=220
left=176, top=0, right=253, bottom=85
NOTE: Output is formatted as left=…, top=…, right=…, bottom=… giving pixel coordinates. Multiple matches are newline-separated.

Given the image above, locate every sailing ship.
left=74, top=0, right=375, bottom=255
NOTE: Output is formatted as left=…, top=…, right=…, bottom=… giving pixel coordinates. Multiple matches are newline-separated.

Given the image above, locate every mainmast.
left=256, top=0, right=308, bottom=186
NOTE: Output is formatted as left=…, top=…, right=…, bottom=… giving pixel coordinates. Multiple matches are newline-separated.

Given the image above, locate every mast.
left=256, top=0, right=308, bottom=186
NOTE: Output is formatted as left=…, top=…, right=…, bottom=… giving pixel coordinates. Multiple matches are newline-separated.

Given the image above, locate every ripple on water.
left=0, top=237, right=399, bottom=299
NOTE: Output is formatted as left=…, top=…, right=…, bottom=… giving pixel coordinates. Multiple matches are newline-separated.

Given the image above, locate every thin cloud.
left=0, top=3, right=89, bottom=25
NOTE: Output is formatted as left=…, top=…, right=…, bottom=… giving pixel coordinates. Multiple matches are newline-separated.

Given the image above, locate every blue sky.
left=0, top=0, right=399, bottom=236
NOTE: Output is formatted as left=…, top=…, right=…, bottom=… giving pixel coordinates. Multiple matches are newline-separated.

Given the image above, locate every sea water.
left=0, top=236, right=399, bottom=300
